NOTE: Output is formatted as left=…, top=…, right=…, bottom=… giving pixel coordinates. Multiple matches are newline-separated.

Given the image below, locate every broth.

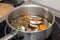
left=11, top=15, right=51, bottom=32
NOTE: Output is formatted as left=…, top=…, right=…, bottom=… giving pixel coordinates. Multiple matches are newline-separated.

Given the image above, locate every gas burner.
left=55, top=21, right=60, bottom=29
left=4, top=25, right=11, bottom=35
left=45, top=21, right=60, bottom=40
left=55, top=17, right=60, bottom=25
left=10, top=33, right=24, bottom=40
left=4, top=25, right=24, bottom=40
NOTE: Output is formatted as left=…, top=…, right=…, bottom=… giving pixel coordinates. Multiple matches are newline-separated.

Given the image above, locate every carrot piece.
left=39, top=24, right=46, bottom=30
left=23, top=15, right=29, bottom=22
left=18, top=21, right=23, bottom=25
left=22, top=12, right=30, bottom=22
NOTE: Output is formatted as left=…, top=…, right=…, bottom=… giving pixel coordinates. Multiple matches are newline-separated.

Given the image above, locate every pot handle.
left=0, top=31, right=18, bottom=40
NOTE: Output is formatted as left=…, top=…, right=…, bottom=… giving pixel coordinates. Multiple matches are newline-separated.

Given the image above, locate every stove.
left=0, top=0, right=60, bottom=40
left=0, top=17, right=60, bottom=40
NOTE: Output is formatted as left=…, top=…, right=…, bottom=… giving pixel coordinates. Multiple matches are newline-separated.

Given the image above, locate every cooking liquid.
left=11, top=15, right=51, bottom=32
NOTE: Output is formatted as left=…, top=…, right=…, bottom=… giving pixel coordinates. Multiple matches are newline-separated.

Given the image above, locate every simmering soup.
left=11, top=14, right=51, bottom=32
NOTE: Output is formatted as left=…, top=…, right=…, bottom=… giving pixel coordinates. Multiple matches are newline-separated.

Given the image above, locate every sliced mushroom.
left=29, top=23, right=38, bottom=28
left=30, top=20, right=42, bottom=24
left=19, top=25, right=25, bottom=32
left=29, top=16, right=43, bottom=21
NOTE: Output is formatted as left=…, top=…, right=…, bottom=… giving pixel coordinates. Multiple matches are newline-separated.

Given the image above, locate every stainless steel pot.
left=1, top=1, right=55, bottom=40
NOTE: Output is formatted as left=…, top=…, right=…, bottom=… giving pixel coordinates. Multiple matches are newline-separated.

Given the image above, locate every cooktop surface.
left=0, top=17, right=60, bottom=40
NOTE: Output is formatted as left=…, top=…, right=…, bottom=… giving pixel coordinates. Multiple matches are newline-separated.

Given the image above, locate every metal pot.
left=1, top=1, right=55, bottom=40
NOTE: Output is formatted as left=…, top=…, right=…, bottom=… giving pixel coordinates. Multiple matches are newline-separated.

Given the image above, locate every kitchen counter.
left=33, top=0, right=60, bottom=11
left=33, top=0, right=60, bottom=18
